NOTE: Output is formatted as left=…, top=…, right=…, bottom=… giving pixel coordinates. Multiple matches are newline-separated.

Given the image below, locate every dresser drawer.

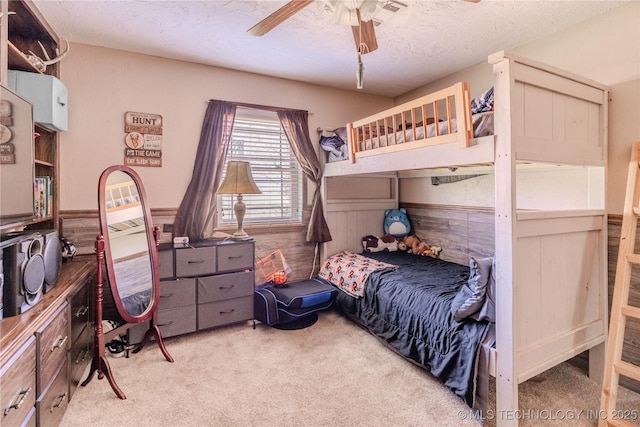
left=159, top=278, right=196, bottom=310
left=157, top=305, right=197, bottom=339
left=217, top=243, right=253, bottom=272
left=158, top=248, right=174, bottom=279
left=69, top=326, right=93, bottom=399
left=128, top=305, right=197, bottom=344
left=36, top=364, right=69, bottom=427
left=198, top=295, right=254, bottom=329
left=176, top=246, right=216, bottom=277
left=0, top=336, right=36, bottom=427
left=69, top=283, right=91, bottom=344
left=36, top=303, right=69, bottom=395
left=197, top=271, right=254, bottom=304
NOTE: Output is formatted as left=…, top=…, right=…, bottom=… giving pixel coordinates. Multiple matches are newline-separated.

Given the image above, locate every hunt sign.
left=123, top=111, right=163, bottom=167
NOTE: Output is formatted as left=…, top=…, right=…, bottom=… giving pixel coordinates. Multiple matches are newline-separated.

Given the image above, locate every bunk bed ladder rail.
left=599, top=141, right=640, bottom=427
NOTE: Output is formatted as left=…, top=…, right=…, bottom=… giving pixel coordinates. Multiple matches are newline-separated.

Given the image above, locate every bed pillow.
left=451, top=256, right=493, bottom=322
left=333, top=127, right=348, bottom=142
left=474, top=256, right=496, bottom=322
left=470, top=87, right=494, bottom=114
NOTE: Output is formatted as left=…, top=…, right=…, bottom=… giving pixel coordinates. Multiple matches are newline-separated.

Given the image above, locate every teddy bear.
left=403, top=235, right=442, bottom=258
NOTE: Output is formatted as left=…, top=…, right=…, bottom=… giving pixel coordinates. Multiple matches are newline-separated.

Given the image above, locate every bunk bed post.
left=492, top=56, right=519, bottom=427
left=348, top=123, right=357, bottom=163
left=455, top=81, right=472, bottom=148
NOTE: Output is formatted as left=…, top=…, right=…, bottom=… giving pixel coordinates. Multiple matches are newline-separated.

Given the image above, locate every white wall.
left=396, top=2, right=640, bottom=214
left=58, top=44, right=393, bottom=210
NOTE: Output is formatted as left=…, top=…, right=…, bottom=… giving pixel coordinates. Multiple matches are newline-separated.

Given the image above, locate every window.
left=217, top=107, right=303, bottom=226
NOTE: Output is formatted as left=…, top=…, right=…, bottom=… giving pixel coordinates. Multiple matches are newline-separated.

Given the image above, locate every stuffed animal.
left=383, top=208, right=411, bottom=237
left=403, top=235, right=442, bottom=258
left=362, top=234, right=398, bottom=253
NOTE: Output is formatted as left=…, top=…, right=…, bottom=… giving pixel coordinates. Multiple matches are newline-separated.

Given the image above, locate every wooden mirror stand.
left=81, top=166, right=173, bottom=399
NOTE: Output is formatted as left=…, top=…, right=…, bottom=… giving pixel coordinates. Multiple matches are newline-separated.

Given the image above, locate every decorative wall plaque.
left=123, top=111, right=163, bottom=167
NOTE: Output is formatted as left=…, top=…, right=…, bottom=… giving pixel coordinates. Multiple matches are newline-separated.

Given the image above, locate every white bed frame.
left=321, top=51, right=609, bottom=426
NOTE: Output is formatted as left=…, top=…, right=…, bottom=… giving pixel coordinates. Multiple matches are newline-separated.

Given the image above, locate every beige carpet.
left=61, top=310, right=639, bottom=427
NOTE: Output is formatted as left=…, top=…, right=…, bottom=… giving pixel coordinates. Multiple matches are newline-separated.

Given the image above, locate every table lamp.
left=216, top=161, right=261, bottom=239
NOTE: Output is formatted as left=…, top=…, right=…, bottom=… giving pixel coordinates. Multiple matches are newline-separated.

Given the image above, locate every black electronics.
left=36, top=229, right=62, bottom=293
left=1, top=230, right=61, bottom=317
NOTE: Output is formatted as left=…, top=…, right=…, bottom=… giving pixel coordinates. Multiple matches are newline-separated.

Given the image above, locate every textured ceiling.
left=33, top=0, right=629, bottom=97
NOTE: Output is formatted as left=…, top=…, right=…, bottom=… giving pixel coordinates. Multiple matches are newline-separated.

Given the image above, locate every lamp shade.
left=216, top=161, right=261, bottom=195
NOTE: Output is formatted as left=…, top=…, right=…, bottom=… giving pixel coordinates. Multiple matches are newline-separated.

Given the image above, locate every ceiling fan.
left=248, top=0, right=480, bottom=55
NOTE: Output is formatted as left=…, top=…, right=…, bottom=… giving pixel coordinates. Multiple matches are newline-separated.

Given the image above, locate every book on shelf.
left=34, top=176, right=53, bottom=218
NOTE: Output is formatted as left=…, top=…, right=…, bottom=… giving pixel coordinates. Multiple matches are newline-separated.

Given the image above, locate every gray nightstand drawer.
left=197, top=271, right=254, bottom=304
left=158, top=249, right=174, bottom=279
left=217, top=243, right=253, bottom=272
left=198, top=296, right=253, bottom=329
left=176, top=246, right=216, bottom=277
left=159, top=278, right=196, bottom=309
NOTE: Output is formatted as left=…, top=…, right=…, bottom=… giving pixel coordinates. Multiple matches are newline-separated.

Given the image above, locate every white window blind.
left=218, top=108, right=303, bottom=226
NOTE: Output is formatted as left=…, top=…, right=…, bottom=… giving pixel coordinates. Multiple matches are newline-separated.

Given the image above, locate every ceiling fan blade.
left=248, top=0, right=314, bottom=36
left=352, top=16, right=378, bottom=54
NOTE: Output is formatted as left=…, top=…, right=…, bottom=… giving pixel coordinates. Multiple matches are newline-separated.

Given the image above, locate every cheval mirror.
left=82, top=165, right=173, bottom=399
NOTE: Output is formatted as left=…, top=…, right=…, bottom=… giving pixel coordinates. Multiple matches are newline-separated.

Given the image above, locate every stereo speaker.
left=36, top=229, right=62, bottom=293
left=2, top=234, right=46, bottom=317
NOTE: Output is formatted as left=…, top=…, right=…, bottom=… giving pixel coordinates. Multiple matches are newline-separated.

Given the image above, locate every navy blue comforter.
left=333, top=251, right=490, bottom=407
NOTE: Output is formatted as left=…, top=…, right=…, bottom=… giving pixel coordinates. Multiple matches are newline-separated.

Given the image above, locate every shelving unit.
left=1, top=0, right=61, bottom=231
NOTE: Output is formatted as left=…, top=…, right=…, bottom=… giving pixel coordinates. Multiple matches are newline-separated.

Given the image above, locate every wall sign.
left=123, top=111, right=162, bottom=167
left=0, top=100, right=15, bottom=164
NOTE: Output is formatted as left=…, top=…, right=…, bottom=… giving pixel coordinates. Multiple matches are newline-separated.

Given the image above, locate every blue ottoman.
left=254, top=278, right=338, bottom=329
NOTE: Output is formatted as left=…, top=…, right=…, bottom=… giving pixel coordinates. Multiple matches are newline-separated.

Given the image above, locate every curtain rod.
left=207, top=99, right=308, bottom=114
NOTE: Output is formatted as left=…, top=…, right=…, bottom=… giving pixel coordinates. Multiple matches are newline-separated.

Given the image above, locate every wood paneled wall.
left=59, top=208, right=318, bottom=283
left=402, top=203, right=495, bottom=265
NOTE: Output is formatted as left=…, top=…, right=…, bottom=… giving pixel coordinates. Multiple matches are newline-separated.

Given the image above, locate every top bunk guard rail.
left=348, top=81, right=473, bottom=163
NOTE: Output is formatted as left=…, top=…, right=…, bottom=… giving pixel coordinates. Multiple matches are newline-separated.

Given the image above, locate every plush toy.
left=383, top=208, right=411, bottom=237
left=403, top=235, right=442, bottom=258
left=362, top=234, right=398, bottom=253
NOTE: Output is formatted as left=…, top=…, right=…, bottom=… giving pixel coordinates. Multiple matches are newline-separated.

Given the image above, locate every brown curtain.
left=278, top=110, right=332, bottom=243
left=173, top=101, right=237, bottom=241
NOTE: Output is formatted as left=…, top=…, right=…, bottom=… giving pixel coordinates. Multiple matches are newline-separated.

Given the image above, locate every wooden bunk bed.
left=320, top=51, right=609, bottom=426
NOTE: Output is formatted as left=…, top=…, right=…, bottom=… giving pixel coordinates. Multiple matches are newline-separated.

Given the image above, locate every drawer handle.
left=160, top=293, right=173, bottom=299
left=4, top=387, right=31, bottom=415
left=220, top=309, right=235, bottom=314
left=228, top=255, right=243, bottom=260
left=75, top=305, right=89, bottom=318
left=50, top=392, right=68, bottom=411
left=51, top=335, right=68, bottom=352
left=158, top=321, right=174, bottom=327
left=218, top=285, right=234, bottom=290
left=75, top=348, right=89, bottom=364
left=188, top=259, right=205, bottom=264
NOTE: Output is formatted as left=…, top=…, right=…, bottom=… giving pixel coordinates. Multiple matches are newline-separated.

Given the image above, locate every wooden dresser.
left=129, top=239, right=255, bottom=343
left=0, top=257, right=95, bottom=427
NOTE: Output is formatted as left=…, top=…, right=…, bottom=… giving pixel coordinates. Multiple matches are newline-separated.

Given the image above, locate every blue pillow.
left=475, top=257, right=496, bottom=322
left=451, top=256, right=493, bottom=322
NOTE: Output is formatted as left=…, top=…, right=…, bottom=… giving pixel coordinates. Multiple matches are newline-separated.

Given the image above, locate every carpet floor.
left=60, top=310, right=639, bottom=427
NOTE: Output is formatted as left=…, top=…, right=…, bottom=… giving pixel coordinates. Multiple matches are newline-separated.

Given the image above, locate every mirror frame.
left=97, top=164, right=159, bottom=324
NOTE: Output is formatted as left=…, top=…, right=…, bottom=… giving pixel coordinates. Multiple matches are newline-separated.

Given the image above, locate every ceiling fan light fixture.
left=317, top=0, right=383, bottom=26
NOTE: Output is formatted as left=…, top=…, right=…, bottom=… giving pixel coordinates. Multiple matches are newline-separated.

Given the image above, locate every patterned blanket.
left=318, top=251, right=397, bottom=298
